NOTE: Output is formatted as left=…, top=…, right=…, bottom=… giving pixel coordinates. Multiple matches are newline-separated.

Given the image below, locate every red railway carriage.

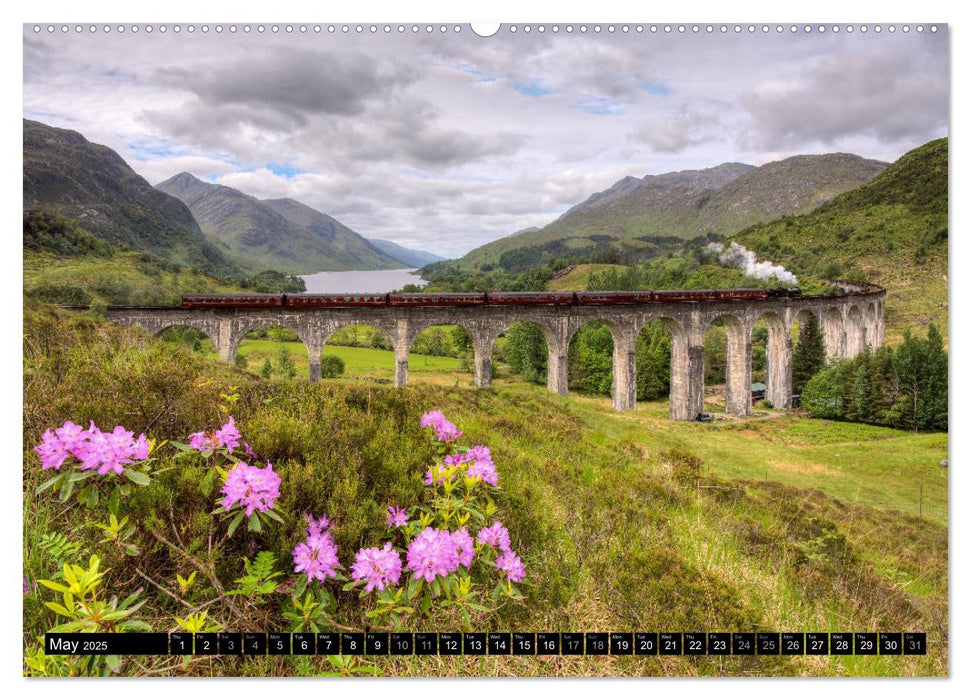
left=485, top=292, right=576, bottom=305
left=388, top=293, right=486, bottom=306
left=714, top=288, right=770, bottom=301
left=575, top=291, right=655, bottom=305
left=651, top=289, right=715, bottom=303
left=181, top=294, right=284, bottom=308
left=287, top=294, right=388, bottom=308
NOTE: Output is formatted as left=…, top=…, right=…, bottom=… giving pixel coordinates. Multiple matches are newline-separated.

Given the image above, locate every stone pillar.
left=394, top=344, right=409, bottom=388
left=823, top=310, right=845, bottom=361
left=848, top=313, right=866, bottom=357
left=766, top=329, right=793, bottom=410
left=611, top=333, right=637, bottom=411
left=472, top=336, right=494, bottom=388
left=724, top=324, right=752, bottom=416
left=876, top=302, right=885, bottom=347
left=546, top=337, right=569, bottom=396
left=669, top=335, right=705, bottom=421
left=308, top=345, right=322, bottom=382
left=217, top=318, right=234, bottom=363
left=393, top=318, right=410, bottom=388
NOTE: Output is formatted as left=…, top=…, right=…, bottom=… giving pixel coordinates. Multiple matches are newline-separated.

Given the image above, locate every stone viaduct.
left=105, top=284, right=884, bottom=421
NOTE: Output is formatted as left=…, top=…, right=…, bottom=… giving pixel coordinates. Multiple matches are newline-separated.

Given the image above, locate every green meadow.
left=23, top=303, right=948, bottom=677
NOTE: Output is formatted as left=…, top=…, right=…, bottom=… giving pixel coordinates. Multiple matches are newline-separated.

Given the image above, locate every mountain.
left=156, top=173, right=403, bottom=274
left=22, top=119, right=236, bottom=274
left=260, top=198, right=406, bottom=270
left=734, top=138, right=948, bottom=342
left=367, top=239, right=446, bottom=267
left=455, top=154, right=888, bottom=270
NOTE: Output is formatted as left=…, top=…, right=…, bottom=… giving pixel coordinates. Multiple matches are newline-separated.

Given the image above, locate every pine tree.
left=792, top=318, right=826, bottom=395
left=921, top=324, right=948, bottom=430
left=260, top=358, right=273, bottom=379
left=850, top=348, right=874, bottom=423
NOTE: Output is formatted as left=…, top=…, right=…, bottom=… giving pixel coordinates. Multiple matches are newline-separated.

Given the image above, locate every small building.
left=751, top=382, right=766, bottom=403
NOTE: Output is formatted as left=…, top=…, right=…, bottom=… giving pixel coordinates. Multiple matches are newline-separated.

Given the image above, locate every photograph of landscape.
left=22, top=22, right=948, bottom=678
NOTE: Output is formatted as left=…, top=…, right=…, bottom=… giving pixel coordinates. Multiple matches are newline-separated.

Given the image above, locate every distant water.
left=299, top=268, right=427, bottom=294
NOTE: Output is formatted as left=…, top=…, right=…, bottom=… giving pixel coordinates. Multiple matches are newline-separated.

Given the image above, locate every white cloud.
left=22, top=26, right=949, bottom=259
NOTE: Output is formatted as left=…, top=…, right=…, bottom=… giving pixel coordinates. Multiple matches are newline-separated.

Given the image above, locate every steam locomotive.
left=180, top=288, right=802, bottom=309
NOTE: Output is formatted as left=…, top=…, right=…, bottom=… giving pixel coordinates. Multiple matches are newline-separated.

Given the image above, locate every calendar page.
left=22, top=20, right=948, bottom=678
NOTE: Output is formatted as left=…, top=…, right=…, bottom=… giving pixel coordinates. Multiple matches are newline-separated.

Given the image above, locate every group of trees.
left=801, top=325, right=947, bottom=431
left=497, top=319, right=674, bottom=402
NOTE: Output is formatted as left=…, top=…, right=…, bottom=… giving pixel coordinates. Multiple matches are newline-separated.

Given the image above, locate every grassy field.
left=235, top=339, right=464, bottom=381
left=23, top=303, right=948, bottom=677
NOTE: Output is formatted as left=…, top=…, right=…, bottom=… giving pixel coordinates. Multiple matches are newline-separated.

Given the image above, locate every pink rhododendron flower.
left=215, top=417, right=241, bottom=454
left=420, top=410, right=462, bottom=443
left=35, top=420, right=149, bottom=475
left=386, top=505, right=409, bottom=528
left=495, top=550, right=526, bottom=583
left=464, top=445, right=498, bottom=486
left=54, top=421, right=86, bottom=455
left=306, top=513, right=331, bottom=536
left=452, top=527, right=475, bottom=568
left=189, top=417, right=242, bottom=453
left=188, top=431, right=216, bottom=451
left=220, top=461, right=281, bottom=516
left=34, top=429, right=69, bottom=471
left=351, top=542, right=402, bottom=592
left=292, top=512, right=340, bottom=583
left=476, top=521, right=512, bottom=552
left=406, top=527, right=461, bottom=582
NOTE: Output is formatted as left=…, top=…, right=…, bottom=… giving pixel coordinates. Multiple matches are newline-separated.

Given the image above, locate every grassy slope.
left=23, top=250, right=248, bottom=306
left=546, top=264, right=626, bottom=291
left=734, top=139, right=948, bottom=343
left=23, top=305, right=947, bottom=677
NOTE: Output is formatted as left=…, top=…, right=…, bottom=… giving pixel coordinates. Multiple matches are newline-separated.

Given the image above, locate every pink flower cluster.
left=423, top=445, right=498, bottom=487
left=477, top=521, right=526, bottom=583
left=219, top=461, right=281, bottom=516
left=406, top=526, right=476, bottom=582
left=188, top=416, right=242, bottom=454
left=292, top=513, right=340, bottom=584
left=464, top=445, right=498, bottom=486
left=34, top=420, right=149, bottom=475
left=351, top=542, right=402, bottom=592
left=386, top=505, right=409, bottom=528
left=420, top=410, right=462, bottom=443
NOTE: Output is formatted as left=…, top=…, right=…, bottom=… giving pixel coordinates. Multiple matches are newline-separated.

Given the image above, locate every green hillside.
left=734, top=138, right=948, bottom=342
left=23, top=208, right=304, bottom=307
left=455, top=154, right=887, bottom=271
left=22, top=120, right=236, bottom=276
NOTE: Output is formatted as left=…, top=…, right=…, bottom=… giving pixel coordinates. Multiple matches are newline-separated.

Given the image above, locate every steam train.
left=180, top=288, right=802, bottom=309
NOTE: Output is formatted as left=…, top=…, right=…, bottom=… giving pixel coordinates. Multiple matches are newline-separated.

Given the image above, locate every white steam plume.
left=706, top=241, right=798, bottom=286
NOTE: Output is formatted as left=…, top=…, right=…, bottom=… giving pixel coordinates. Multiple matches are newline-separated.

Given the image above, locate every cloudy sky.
left=23, top=24, right=949, bottom=257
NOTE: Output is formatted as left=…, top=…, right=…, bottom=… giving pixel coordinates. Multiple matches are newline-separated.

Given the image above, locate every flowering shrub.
left=29, top=406, right=528, bottom=673
left=176, top=417, right=283, bottom=535
left=34, top=420, right=154, bottom=509
left=339, top=410, right=527, bottom=628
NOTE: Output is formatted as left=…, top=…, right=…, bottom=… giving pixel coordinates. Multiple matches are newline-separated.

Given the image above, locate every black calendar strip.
left=45, top=632, right=927, bottom=657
